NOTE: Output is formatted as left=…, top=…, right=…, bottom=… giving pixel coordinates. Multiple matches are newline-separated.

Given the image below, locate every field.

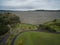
left=14, top=31, right=60, bottom=45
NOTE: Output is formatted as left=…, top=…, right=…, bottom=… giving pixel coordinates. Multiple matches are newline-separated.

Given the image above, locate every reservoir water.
left=11, top=11, right=60, bottom=24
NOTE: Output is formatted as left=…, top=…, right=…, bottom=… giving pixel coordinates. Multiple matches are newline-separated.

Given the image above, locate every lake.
left=11, top=11, right=60, bottom=24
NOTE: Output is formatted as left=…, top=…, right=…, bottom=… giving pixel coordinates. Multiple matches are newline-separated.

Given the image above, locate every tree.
left=38, top=24, right=43, bottom=30
left=0, top=13, right=20, bottom=25
left=0, top=24, right=10, bottom=35
left=45, top=25, right=56, bottom=32
left=0, top=12, right=20, bottom=35
left=53, top=19, right=56, bottom=22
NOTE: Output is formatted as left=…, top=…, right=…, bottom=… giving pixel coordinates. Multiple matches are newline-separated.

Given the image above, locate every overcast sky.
left=0, top=0, right=60, bottom=10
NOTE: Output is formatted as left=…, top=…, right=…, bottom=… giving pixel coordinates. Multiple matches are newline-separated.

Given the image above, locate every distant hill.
left=0, top=10, right=60, bottom=12
left=34, top=10, right=60, bottom=12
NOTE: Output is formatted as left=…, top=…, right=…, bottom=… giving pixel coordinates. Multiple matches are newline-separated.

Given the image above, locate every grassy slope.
left=41, top=19, right=60, bottom=32
left=5, top=23, right=38, bottom=45
left=14, top=23, right=38, bottom=30
left=14, top=31, right=60, bottom=45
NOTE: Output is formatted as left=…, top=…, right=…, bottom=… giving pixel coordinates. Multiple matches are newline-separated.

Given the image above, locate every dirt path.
left=0, top=33, right=10, bottom=45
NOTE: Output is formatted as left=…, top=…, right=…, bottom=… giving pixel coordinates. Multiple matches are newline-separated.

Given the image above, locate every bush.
left=42, top=25, right=56, bottom=32
left=38, top=24, right=56, bottom=32
left=53, top=19, right=56, bottom=22
left=38, top=24, right=43, bottom=30
left=0, top=13, right=20, bottom=25
left=0, top=25, right=10, bottom=35
left=0, top=12, right=21, bottom=35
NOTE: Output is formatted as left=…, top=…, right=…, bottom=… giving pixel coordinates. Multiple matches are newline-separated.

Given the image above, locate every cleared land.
left=14, top=31, right=60, bottom=45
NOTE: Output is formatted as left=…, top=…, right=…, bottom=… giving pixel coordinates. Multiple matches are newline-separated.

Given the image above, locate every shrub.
left=0, top=12, right=21, bottom=35
left=0, top=25, right=10, bottom=35
left=53, top=19, right=56, bottom=22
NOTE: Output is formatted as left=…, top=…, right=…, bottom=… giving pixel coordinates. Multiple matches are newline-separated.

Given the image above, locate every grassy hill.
left=39, top=19, right=60, bottom=32
left=14, top=31, right=60, bottom=45
left=4, top=23, right=38, bottom=45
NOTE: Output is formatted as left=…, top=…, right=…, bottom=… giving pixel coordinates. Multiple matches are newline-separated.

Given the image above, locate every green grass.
left=14, top=23, right=38, bottom=30
left=41, top=19, right=60, bottom=32
left=4, top=23, right=38, bottom=45
left=14, top=31, right=60, bottom=45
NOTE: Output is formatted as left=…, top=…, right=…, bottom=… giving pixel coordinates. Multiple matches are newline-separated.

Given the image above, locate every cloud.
left=0, top=0, right=60, bottom=10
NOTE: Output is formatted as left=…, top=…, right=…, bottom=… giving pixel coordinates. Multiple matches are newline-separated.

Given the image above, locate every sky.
left=0, top=0, right=60, bottom=10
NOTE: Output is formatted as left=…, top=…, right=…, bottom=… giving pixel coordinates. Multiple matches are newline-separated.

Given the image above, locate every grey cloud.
left=0, top=0, right=60, bottom=10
